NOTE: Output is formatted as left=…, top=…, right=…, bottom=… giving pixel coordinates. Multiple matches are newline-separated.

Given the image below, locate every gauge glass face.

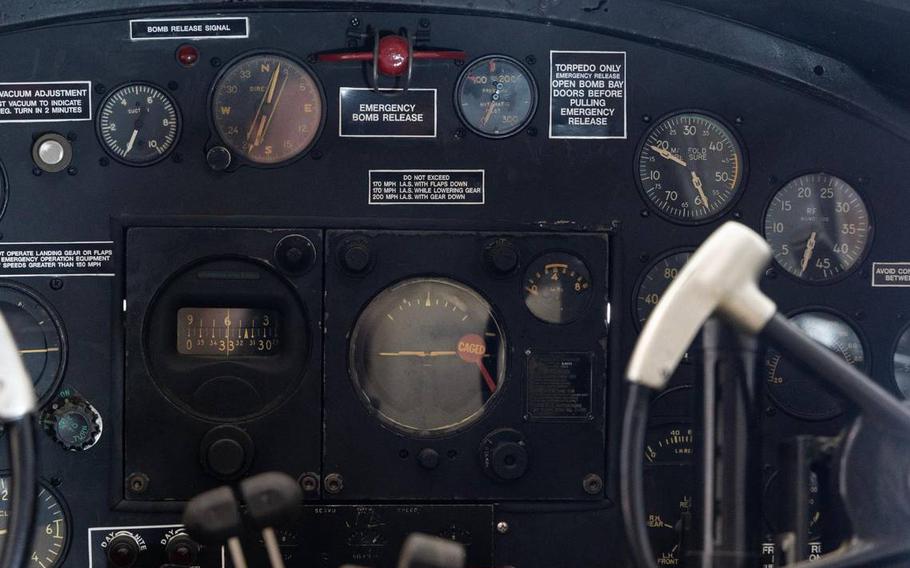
left=635, top=251, right=692, bottom=329
left=644, top=421, right=695, bottom=565
left=523, top=253, right=593, bottom=324
left=177, top=307, right=279, bottom=356
left=894, top=325, right=910, bottom=398
left=762, top=469, right=823, bottom=560
left=0, top=478, right=68, bottom=567
left=97, top=83, right=179, bottom=165
left=766, top=311, right=865, bottom=420
left=212, top=54, right=324, bottom=164
left=350, top=278, right=506, bottom=435
left=455, top=55, right=537, bottom=138
left=0, top=285, right=64, bottom=402
left=764, top=173, right=870, bottom=282
left=637, top=112, right=743, bottom=222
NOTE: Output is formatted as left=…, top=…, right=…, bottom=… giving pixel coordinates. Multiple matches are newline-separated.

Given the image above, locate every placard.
left=549, top=50, right=627, bottom=139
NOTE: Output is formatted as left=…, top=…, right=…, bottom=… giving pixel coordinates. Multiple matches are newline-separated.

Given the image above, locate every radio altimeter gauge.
left=97, top=82, right=180, bottom=165
left=0, top=477, right=69, bottom=567
left=350, top=278, right=507, bottom=436
left=636, top=112, right=744, bottom=223
left=455, top=55, right=537, bottom=138
left=764, top=173, right=871, bottom=282
left=211, top=53, right=325, bottom=165
left=765, top=311, right=865, bottom=420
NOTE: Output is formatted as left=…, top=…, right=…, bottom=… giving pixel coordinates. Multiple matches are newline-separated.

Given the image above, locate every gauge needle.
left=649, top=145, right=688, bottom=167
left=481, top=101, right=497, bottom=126
left=125, top=129, right=139, bottom=154
left=246, top=63, right=282, bottom=146
left=378, top=351, right=457, bottom=357
left=690, top=171, right=709, bottom=206
left=19, top=347, right=60, bottom=354
left=800, top=231, right=818, bottom=276
left=476, top=360, right=497, bottom=393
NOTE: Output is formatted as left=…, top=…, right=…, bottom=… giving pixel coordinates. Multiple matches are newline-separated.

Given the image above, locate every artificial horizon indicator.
left=349, top=278, right=506, bottom=435
left=97, top=82, right=179, bottom=165
left=211, top=53, right=324, bottom=165
left=637, top=112, right=744, bottom=223
left=764, top=173, right=871, bottom=283
left=455, top=55, right=537, bottom=138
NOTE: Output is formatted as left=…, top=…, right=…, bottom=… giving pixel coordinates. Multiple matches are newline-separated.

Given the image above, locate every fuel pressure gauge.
left=455, top=55, right=537, bottom=138
left=97, top=83, right=180, bottom=165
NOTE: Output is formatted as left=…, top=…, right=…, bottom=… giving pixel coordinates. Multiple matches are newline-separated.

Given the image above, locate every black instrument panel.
left=0, top=3, right=906, bottom=567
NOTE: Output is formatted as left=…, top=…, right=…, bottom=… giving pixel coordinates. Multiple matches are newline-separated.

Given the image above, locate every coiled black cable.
left=619, top=383, right=659, bottom=568
left=0, top=417, right=37, bottom=568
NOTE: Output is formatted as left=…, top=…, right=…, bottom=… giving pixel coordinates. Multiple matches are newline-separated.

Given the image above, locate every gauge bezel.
left=0, top=474, right=72, bottom=568
left=207, top=49, right=327, bottom=169
left=521, top=249, right=594, bottom=325
left=890, top=319, right=910, bottom=400
left=0, top=160, right=9, bottom=223
left=347, top=275, right=510, bottom=439
left=0, top=282, right=67, bottom=406
left=454, top=54, right=539, bottom=140
left=95, top=81, right=182, bottom=167
left=765, top=306, right=871, bottom=421
left=761, top=170, right=875, bottom=285
left=631, top=247, right=695, bottom=332
left=634, top=109, right=748, bottom=226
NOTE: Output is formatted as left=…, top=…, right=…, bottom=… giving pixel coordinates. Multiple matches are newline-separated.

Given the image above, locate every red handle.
left=318, top=35, right=465, bottom=77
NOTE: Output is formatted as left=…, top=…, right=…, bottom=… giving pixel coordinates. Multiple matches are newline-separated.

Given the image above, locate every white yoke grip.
left=626, top=222, right=777, bottom=390
left=0, top=312, right=36, bottom=420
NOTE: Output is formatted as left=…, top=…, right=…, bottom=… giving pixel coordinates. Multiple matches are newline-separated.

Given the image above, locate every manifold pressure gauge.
left=637, top=112, right=744, bottom=223
left=97, top=82, right=180, bottom=165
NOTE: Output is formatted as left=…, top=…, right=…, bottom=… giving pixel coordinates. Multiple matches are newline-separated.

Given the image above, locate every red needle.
left=476, top=361, right=497, bottom=393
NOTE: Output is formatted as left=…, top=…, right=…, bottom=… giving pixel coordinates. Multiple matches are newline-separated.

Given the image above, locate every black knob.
left=417, top=448, right=440, bottom=470
left=46, top=398, right=102, bottom=451
left=200, top=425, right=254, bottom=480
left=206, top=146, right=232, bottom=171
left=479, top=429, right=529, bottom=482
left=165, top=533, right=200, bottom=565
left=274, top=234, right=316, bottom=274
left=106, top=532, right=142, bottom=568
left=483, top=238, right=519, bottom=276
left=339, top=238, right=373, bottom=274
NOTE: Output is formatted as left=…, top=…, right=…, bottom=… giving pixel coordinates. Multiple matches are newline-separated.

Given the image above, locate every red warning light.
left=176, top=44, right=199, bottom=67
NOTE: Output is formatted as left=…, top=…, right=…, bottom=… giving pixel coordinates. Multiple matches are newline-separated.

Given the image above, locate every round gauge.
left=643, top=422, right=695, bottom=566
left=455, top=55, right=537, bottom=138
left=764, top=173, right=871, bottom=282
left=350, top=278, right=506, bottom=436
left=762, top=469, right=822, bottom=547
left=0, top=284, right=65, bottom=403
left=0, top=477, right=69, bottom=567
left=97, top=83, right=180, bottom=165
left=893, top=324, right=910, bottom=398
left=637, top=112, right=744, bottom=223
left=766, top=311, right=865, bottom=420
left=635, top=251, right=692, bottom=329
left=523, top=252, right=593, bottom=324
left=211, top=53, right=325, bottom=165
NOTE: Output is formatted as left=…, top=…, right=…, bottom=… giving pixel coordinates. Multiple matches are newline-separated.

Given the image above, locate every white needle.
left=649, top=145, right=688, bottom=167
left=800, top=231, right=818, bottom=276
left=125, top=129, right=139, bottom=154
left=690, top=171, right=710, bottom=207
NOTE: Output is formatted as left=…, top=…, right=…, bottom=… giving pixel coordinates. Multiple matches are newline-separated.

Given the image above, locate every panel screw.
left=640, top=209, right=650, bottom=218
left=525, top=55, right=536, bottom=65
left=95, top=83, right=107, bottom=95
left=49, top=279, right=64, bottom=291
left=419, top=18, right=431, bottom=29
left=454, top=128, right=466, bottom=140
left=32, top=167, right=42, bottom=177
left=299, top=473, right=320, bottom=495
left=735, top=116, right=744, bottom=125
left=583, top=473, right=603, bottom=495
left=642, top=114, right=651, bottom=123
left=311, top=149, right=323, bottom=160
left=639, top=253, right=650, bottom=263
left=167, top=81, right=179, bottom=91
left=527, top=126, right=538, bottom=137
left=350, top=16, right=361, bottom=27
left=496, top=521, right=510, bottom=534
left=210, top=57, right=222, bottom=68
left=732, top=210, right=743, bottom=219
left=66, top=166, right=78, bottom=176
left=324, top=473, right=344, bottom=495
left=765, top=406, right=777, bottom=416
left=127, top=472, right=149, bottom=495
left=768, top=175, right=778, bottom=185
left=99, top=157, right=109, bottom=167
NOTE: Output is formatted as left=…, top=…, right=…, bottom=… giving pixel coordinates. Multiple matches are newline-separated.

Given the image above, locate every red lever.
left=318, top=34, right=465, bottom=77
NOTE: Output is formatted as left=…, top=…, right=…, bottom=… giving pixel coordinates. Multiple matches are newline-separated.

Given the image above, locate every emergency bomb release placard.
left=549, top=51, right=626, bottom=139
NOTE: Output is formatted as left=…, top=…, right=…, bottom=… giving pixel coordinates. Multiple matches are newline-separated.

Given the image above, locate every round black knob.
left=200, top=425, right=254, bottom=481
left=274, top=234, right=316, bottom=274
left=47, top=398, right=102, bottom=451
left=480, top=429, right=529, bottom=482
left=206, top=146, right=232, bottom=171
left=166, top=533, right=200, bottom=565
left=107, top=533, right=142, bottom=568
left=483, top=239, right=519, bottom=276
left=339, top=238, right=373, bottom=274
left=417, top=448, right=440, bottom=470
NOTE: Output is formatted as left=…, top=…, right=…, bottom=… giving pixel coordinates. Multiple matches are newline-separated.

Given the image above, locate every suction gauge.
left=97, top=83, right=180, bottom=165
left=211, top=53, right=325, bottom=165
left=455, top=55, right=537, bottom=138
left=637, top=112, right=744, bottom=223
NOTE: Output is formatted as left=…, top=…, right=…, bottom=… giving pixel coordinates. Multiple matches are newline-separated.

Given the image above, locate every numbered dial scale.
left=523, top=252, right=593, bottom=324
left=764, top=173, right=871, bottom=282
left=211, top=53, right=325, bottom=165
left=177, top=307, right=279, bottom=356
left=97, top=83, right=179, bottom=165
left=635, top=250, right=692, bottom=329
left=637, top=112, right=744, bottom=223
left=455, top=55, right=538, bottom=138
left=0, top=477, right=69, bottom=568
left=0, top=284, right=64, bottom=402
left=349, top=278, right=506, bottom=436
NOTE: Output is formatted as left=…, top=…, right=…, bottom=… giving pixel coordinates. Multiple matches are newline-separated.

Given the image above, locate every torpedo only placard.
left=549, top=51, right=626, bottom=139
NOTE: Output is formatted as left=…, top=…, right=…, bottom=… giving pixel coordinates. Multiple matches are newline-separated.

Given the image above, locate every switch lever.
left=182, top=485, right=248, bottom=568
left=239, top=472, right=304, bottom=568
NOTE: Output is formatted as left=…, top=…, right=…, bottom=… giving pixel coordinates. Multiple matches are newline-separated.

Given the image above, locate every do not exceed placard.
left=549, top=51, right=627, bottom=139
